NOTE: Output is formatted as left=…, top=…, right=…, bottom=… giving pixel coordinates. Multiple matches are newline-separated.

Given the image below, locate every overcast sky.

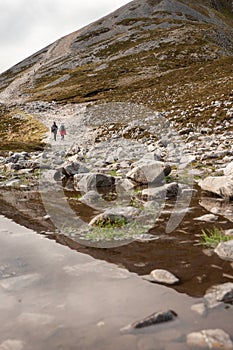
left=0, top=0, right=130, bottom=73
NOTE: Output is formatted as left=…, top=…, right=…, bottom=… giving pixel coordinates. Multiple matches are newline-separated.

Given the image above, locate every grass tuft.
left=200, top=226, right=232, bottom=247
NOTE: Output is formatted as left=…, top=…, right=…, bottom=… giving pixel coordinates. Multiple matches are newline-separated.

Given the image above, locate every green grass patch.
left=200, top=226, right=233, bottom=248
left=84, top=221, right=148, bottom=242
left=108, top=169, right=118, bottom=177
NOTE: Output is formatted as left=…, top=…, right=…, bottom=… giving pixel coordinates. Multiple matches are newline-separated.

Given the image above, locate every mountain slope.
left=0, top=0, right=233, bottom=133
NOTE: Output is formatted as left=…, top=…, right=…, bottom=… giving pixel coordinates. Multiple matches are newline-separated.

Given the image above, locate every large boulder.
left=142, top=182, right=179, bottom=200
left=224, top=162, right=233, bottom=176
left=126, top=161, right=171, bottom=185
left=198, top=176, right=233, bottom=199
left=74, top=173, right=115, bottom=192
left=199, top=197, right=233, bottom=222
left=62, top=161, right=89, bottom=177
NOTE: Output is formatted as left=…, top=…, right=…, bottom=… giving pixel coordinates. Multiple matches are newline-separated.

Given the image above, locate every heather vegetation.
left=0, top=104, right=47, bottom=152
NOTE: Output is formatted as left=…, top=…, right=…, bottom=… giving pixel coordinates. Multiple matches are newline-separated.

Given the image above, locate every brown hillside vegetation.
left=0, top=0, right=233, bottom=150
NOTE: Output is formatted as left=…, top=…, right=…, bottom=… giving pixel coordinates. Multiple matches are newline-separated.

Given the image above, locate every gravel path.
left=24, top=102, right=96, bottom=150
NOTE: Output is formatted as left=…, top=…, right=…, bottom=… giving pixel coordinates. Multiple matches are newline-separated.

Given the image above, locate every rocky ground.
left=0, top=100, right=233, bottom=348
left=0, top=100, right=233, bottom=248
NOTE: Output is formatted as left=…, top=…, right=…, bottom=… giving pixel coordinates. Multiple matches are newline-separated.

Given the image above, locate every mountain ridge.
left=0, top=0, right=233, bottom=151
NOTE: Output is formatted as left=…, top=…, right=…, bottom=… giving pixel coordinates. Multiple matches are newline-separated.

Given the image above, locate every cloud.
left=0, top=0, right=130, bottom=73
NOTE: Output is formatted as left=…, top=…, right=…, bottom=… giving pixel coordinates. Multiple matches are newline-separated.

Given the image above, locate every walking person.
left=51, top=122, right=58, bottom=141
left=59, top=123, right=67, bottom=140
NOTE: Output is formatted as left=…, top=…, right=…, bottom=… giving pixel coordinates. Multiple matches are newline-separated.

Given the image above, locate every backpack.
left=51, top=125, right=57, bottom=132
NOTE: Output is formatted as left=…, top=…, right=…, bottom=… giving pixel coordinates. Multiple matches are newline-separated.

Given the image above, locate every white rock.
left=150, top=269, right=179, bottom=285
left=142, top=182, right=179, bottom=200
left=215, top=240, right=233, bottom=261
left=187, top=329, right=233, bottom=349
left=198, top=176, right=233, bottom=198
left=194, top=214, right=218, bottom=222
left=204, top=282, right=233, bottom=308
left=126, top=161, right=171, bottom=184
left=224, top=162, right=233, bottom=176
left=62, top=161, right=89, bottom=177
left=116, top=178, right=135, bottom=192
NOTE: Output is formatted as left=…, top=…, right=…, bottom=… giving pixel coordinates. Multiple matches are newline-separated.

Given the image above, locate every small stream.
left=1, top=185, right=232, bottom=298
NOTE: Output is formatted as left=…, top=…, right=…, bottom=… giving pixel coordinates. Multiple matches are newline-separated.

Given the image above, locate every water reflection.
left=1, top=186, right=232, bottom=298
left=0, top=215, right=233, bottom=350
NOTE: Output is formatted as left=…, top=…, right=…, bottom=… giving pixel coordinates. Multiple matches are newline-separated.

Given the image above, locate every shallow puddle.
left=0, top=185, right=233, bottom=299
left=0, top=215, right=233, bottom=350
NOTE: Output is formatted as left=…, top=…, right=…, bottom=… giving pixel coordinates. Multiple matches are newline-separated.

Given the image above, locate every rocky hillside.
left=0, top=0, right=233, bottom=151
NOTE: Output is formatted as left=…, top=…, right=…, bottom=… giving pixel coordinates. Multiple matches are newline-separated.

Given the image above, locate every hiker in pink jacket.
left=59, top=123, right=67, bottom=140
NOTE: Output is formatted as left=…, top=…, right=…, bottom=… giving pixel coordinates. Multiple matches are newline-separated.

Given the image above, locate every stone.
left=178, top=127, right=193, bottom=135
left=17, top=168, right=33, bottom=174
left=126, top=161, right=171, bottom=184
left=89, top=213, right=129, bottom=227
left=43, top=215, right=51, bottom=220
left=198, top=176, right=233, bottom=199
left=194, top=214, right=218, bottom=222
left=135, top=234, right=159, bottom=242
left=62, top=161, right=89, bottom=177
left=89, top=206, right=141, bottom=227
left=140, top=152, right=163, bottom=162
left=204, top=282, right=233, bottom=308
left=187, top=329, right=233, bottom=349
left=74, top=173, right=115, bottom=192
left=199, top=197, right=233, bottom=222
left=79, top=190, right=102, bottom=205
left=224, top=162, right=233, bottom=176
left=142, top=182, right=179, bottom=200
left=130, top=310, right=177, bottom=329
left=116, top=178, right=135, bottom=191
left=215, top=240, right=233, bottom=261
left=149, top=269, right=179, bottom=285
left=4, top=179, right=20, bottom=187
